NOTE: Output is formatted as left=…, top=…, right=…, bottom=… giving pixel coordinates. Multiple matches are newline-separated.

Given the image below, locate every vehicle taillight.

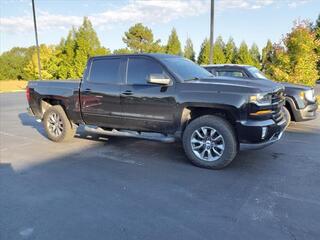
left=26, top=86, right=30, bottom=102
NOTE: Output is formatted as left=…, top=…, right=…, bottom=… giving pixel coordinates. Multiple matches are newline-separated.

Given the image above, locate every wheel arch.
left=40, top=98, right=71, bottom=122
left=285, top=97, right=297, bottom=121
left=178, top=104, right=239, bottom=138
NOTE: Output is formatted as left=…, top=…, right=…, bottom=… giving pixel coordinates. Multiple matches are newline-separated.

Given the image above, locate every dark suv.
left=203, top=64, right=318, bottom=123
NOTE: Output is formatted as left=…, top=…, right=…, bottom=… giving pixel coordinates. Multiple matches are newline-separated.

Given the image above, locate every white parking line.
left=0, top=131, right=30, bottom=140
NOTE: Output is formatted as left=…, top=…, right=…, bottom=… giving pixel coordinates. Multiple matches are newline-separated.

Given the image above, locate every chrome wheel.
left=47, top=112, right=64, bottom=137
left=190, top=126, right=225, bottom=162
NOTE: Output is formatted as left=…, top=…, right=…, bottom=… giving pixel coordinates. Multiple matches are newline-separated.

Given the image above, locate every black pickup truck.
left=203, top=64, right=318, bottom=124
left=27, top=54, right=287, bottom=169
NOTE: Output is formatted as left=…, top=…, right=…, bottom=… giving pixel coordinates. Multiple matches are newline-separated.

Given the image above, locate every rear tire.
left=182, top=115, right=238, bottom=169
left=43, top=105, right=76, bottom=142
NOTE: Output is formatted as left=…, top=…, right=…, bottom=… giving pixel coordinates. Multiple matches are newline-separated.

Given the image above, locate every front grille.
left=271, top=89, right=285, bottom=124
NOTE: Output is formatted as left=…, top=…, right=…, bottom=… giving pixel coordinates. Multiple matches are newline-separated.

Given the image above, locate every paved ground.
left=0, top=92, right=320, bottom=240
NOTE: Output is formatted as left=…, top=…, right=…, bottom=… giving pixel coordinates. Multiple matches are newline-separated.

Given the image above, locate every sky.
left=0, top=0, right=319, bottom=55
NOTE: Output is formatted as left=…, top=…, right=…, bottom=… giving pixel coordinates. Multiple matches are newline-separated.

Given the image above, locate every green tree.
left=24, top=44, right=55, bottom=79
left=73, top=17, right=109, bottom=77
left=184, top=38, right=195, bottom=61
left=123, top=23, right=162, bottom=53
left=224, top=37, right=237, bottom=63
left=0, top=46, right=35, bottom=80
left=197, top=38, right=210, bottom=64
left=250, top=43, right=261, bottom=69
left=261, top=40, right=274, bottom=76
left=113, top=48, right=133, bottom=54
left=49, top=29, right=77, bottom=79
left=166, top=28, right=182, bottom=55
left=235, top=41, right=254, bottom=65
left=213, top=36, right=226, bottom=64
left=313, top=15, right=320, bottom=77
left=270, top=22, right=319, bottom=85
left=268, top=44, right=291, bottom=82
left=314, top=14, right=320, bottom=38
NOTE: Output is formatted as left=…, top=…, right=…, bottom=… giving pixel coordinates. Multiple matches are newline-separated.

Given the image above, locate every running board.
left=84, top=126, right=176, bottom=143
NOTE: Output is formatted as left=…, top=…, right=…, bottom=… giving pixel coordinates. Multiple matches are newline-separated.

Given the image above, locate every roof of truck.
left=202, top=64, right=251, bottom=68
left=91, top=53, right=180, bottom=60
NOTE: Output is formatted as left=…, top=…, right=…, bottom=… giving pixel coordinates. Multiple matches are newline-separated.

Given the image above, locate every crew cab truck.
left=203, top=64, right=318, bottom=125
left=27, top=54, right=287, bottom=169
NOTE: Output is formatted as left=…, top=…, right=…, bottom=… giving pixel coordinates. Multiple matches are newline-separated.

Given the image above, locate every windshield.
left=247, top=67, right=268, bottom=79
left=162, top=57, right=213, bottom=81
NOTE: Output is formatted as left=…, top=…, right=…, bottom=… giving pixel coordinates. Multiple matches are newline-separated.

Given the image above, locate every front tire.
left=43, top=105, right=76, bottom=142
left=283, top=106, right=291, bottom=128
left=182, top=115, right=238, bottom=169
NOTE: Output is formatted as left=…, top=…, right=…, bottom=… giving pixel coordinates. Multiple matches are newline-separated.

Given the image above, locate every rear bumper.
left=237, top=116, right=287, bottom=151
left=27, top=107, right=41, bottom=122
left=27, top=107, right=34, bottom=117
left=293, top=102, right=318, bottom=121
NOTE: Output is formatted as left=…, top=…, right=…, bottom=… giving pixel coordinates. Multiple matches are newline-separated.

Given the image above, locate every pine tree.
left=250, top=43, right=261, bottom=69
left=123, top=23, right=162, bottom=53
left=213, top=36, right=226, bottom=64
left=197, top=38, right=210, bottom=65
left=166, top=28, right=182, bottom=55
left=235, top=41, right=254, bottom=65
left=53, top=29, right=77, bottom=79
left=225, top=37, right=237, bottom=63
left=261, top=40, right=274, bottom=75
left=74, top=17, right=109, bottom=77
left=184, top=38, right=195, bottom=61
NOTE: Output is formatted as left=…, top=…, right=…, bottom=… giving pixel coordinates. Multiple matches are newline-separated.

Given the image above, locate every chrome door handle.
left=122, top=90, right=133, bottom=96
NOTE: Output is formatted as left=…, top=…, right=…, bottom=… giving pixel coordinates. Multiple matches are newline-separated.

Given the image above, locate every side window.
left=206, top=68, right=216, bottom=75
left=127, top=57, right=165, bottom=85
left=217, top=71, right=244, bottom=78
left=89, top=58, right=121, bottom=84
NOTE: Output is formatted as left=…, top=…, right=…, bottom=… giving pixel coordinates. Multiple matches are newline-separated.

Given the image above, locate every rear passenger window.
left=217, top=71, right=244, bottom=78
left=89, top=58, right=121, bottom=84
left=127, top=58, right=164, bottom=85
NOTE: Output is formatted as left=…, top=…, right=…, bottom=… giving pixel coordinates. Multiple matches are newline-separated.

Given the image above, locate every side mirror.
left=147, top=74, right=171, bottom=85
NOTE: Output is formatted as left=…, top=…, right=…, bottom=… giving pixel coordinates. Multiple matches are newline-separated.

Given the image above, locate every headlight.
left=304, top=89, right=315, bottom=102
left=249, top=93, right=272, bottom=106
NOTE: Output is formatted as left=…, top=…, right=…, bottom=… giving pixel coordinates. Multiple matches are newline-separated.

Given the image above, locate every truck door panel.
left=121, top=57, right=177, bottom=133
left=80, top=57, right=124, bottom=128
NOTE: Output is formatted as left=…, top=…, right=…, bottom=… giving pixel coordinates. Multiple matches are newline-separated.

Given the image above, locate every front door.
left=120, top=56, right=177, bottom=133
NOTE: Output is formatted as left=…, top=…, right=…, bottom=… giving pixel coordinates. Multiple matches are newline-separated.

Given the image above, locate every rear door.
left=120, top=56, right=178, bottom=133
left=80, top=56, right=125, bottom=128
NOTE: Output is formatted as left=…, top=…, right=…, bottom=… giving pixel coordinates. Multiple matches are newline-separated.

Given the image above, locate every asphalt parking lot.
left=1, top=92, right=320, bottom=240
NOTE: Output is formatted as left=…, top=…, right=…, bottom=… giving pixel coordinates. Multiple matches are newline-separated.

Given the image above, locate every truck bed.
left=27, top=80, right=82, bottom=123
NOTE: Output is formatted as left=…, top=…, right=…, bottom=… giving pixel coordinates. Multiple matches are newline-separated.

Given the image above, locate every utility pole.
left=209, top=0, right=215, bottom=64
left=31, top=0, right=42, bottom=79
